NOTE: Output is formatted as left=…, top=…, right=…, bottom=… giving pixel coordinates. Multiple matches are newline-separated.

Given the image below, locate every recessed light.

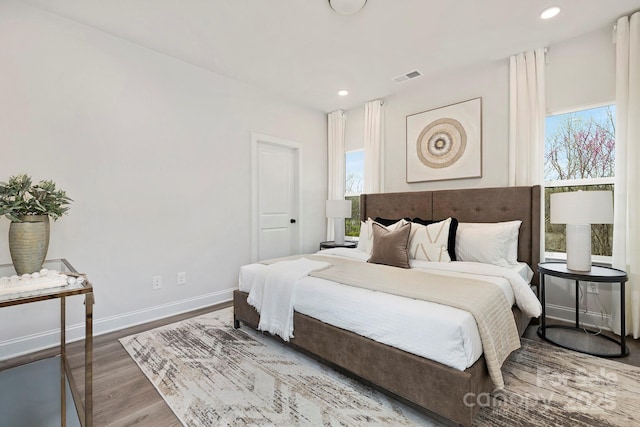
left=338, top=90, right=349, bottom=96
left=328, top=0, right=367, bottom=15
left=540, top=6, right=560, bottom=20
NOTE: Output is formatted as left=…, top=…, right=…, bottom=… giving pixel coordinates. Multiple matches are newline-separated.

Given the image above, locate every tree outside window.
left=544, top=105, right=615, bottom=257
left=345, top=150, right=364, bottom=237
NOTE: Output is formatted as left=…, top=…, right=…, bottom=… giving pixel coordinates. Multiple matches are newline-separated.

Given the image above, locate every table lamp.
left=550, top=190, right=613, bottom=271
left=326, top=200, right=352, bottom=245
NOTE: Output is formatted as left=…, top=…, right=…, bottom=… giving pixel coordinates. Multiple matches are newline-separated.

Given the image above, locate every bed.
left=233, top=185, right=541, bottom=426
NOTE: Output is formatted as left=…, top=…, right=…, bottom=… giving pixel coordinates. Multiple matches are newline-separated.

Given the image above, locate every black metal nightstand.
left=319, top=241, right=358, bottom=250
left=537, top=262, right=629, bottom=358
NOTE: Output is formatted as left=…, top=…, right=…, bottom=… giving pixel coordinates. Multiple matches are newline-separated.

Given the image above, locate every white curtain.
left=364, top=100, right=384, bottom=194
left=611, top=11, right=640, bottom=338
left=327, top=109, right=346, bottom=240
left=508, top=48, right=546, bottom=186
left=508, top=48, right=546, bottom=258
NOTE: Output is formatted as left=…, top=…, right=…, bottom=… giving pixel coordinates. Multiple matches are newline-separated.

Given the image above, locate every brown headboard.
left=360, top=185, right=541, bottom=286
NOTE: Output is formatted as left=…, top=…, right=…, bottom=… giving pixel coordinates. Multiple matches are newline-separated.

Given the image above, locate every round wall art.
left=416, top=118, right=466, bottom=169
left=405, top=97, right=482, bottom=183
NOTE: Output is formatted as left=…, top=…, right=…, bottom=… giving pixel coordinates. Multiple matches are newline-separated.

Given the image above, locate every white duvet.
left=238, top=248, right=541, bottom=371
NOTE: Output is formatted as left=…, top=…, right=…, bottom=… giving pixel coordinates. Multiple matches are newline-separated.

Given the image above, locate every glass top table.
left=0, top=259, right=94, bottom=427
left=0, top=259, right=92, bottom=308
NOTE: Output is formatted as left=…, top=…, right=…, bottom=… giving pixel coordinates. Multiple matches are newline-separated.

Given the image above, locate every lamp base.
left=566, top=224, right=592, bottom=272
left=334, top=218, right=345, bottom=245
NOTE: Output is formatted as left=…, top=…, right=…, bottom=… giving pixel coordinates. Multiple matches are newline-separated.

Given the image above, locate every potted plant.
left=0, top=174, right=72, bottom=274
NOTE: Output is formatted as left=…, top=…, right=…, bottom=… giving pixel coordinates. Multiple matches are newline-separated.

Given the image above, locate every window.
left=345, top=150, right=364, bottom=237
left=544, top=104, right=615, bottom=259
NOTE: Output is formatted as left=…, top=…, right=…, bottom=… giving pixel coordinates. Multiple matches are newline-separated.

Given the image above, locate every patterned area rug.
left=120, top=308, right=640, bottom=426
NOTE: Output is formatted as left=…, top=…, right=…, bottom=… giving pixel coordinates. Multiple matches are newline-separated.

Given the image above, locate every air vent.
left=393, top=70, right=422, bottom=84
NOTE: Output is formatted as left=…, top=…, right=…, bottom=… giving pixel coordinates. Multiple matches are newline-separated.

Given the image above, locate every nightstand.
left=319, top=241, right=358, bottom=250
left=537, top=262, right=628, bottom=357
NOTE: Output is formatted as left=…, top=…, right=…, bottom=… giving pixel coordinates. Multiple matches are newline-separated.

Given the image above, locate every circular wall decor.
left=416, top=118, right=467, bottom=169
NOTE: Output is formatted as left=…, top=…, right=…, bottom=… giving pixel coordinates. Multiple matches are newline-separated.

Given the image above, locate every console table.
left=537, top=262, right=628, bottom=358
left=0, top=259, right=94, bottom=426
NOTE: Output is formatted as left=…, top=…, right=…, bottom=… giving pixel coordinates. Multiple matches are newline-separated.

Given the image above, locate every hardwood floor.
left=1, top=302, right=230, bottom=427
left=523, top=318, right=640, bottom=368
left=2, top=303, right=640, bottom=426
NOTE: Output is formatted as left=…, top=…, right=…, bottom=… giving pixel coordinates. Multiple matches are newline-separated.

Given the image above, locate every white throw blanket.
left=245, top=258, right=330, bottom=341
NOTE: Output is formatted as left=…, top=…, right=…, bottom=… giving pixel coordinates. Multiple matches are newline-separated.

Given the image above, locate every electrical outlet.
left=587, top=282, right=599, bottom=294
left=177, top=272, right=186, bottom=285
left=152, top=275, right=162, bottom=290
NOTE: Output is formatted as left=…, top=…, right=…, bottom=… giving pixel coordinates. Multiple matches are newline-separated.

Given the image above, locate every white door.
left=252, top=134, right=302, bottom=261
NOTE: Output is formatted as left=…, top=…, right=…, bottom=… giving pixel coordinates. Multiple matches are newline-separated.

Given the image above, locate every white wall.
left=384, top=62, right=509, bottom=192
left=345, top=26, right=617, bottom=187
left=345, top=59, right=509, bottom=193
left=546, top=27, right=616, bottom=114
left=344, top=26, right=617, bottom=326
left=345, top=107, right=365, bottom=153
left=0, top=0, right=327, bottom=358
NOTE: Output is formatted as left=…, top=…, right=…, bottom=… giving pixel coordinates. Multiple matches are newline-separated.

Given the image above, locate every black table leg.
left=621, top=281, right=626, bottom=354
left=540, top=273, right=546, bottom=338
left=575, top=279, right=580, bottom=328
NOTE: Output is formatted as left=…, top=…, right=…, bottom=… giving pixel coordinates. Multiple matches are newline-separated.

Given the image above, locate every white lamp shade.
left=328, top=0, right=367, bottom=15
left=326, top=200, right=352, bottom=218
left=550, top=191, right=613, bottom=225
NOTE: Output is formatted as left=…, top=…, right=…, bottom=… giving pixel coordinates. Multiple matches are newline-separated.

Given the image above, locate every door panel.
left=257, top=143, right=298, bottom=260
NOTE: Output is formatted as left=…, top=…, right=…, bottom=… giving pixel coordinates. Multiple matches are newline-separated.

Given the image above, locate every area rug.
left=120, top=308, right=640, bottom=426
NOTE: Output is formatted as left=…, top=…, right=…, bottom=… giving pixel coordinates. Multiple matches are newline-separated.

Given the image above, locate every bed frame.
left=233, top=185, right=541, bottom=427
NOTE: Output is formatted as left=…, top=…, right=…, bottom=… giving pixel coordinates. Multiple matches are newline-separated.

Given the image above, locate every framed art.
left=406, top=97, right=482, bottom=183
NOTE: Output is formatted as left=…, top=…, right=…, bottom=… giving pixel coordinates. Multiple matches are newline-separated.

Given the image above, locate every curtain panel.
left=611, top=11, right=640, bottom=339
left=508, top=48, right=546, bottom=258
left=327, top=110, right=346, bottom=240
left=508, top=48, right=545, bottom=187
left=364, top=100, right=384, bottom=194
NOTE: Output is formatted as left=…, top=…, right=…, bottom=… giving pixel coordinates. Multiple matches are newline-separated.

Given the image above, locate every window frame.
left=344, top=149, right=364, bottom=198
left=543, top=102, right=616, bottom=264
left=344, top=149, right=364, bottom=240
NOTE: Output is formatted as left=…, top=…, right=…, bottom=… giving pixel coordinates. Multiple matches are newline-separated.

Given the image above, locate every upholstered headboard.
left=360, top=185, right=541, bottom=286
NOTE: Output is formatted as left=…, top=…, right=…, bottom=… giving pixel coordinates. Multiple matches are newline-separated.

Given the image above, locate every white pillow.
left=357, top=218, right=407, bottom=255
left=408, top=218, right=452, bottom=262
left=455, top=221, right=522, bottom=266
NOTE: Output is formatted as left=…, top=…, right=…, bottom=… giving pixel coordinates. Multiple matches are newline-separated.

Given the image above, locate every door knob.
left=290, top=219, right=296, bottom=224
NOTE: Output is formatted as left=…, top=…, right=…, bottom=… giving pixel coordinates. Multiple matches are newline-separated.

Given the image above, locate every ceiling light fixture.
left=338, top=90, right=349, bottom=96
left=540, top=6, right=560, bottom=20
left=328, top=0, right=367, bottom=15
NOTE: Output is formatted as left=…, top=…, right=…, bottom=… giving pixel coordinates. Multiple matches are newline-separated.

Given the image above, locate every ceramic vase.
left=9, top=215, right=50, bottom=275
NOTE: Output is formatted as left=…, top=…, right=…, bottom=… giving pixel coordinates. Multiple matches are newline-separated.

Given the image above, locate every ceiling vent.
left=393, top=70, right=422, bottom=84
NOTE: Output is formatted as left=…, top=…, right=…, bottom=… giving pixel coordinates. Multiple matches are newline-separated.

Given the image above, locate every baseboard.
left=0, top=287, right=235, bottom=361
left=545, top=303, right=612, bottom=331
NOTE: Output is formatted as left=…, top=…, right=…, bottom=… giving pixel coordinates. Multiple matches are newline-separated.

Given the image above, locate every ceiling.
left=19, top=0, right=640, bottom=112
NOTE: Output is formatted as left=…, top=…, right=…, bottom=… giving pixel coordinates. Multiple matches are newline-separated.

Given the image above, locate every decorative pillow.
left=367, top=222, right=411, bottom=269
left=374, top=217, right=411, bottom=226
left=455, top=221, right=522, bottom=266
left=408, top=218, right=452, bottom=262
left=357, top=218, right=407, bottom=255
left=412, top=217, right=458, bottom=261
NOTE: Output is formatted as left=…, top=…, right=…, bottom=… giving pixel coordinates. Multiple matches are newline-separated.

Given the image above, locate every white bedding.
left=238, top=248, right=540, bottom=371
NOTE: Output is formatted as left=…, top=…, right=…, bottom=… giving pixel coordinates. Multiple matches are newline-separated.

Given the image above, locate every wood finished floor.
left=2, top=304, right=640, bottom=427
left=0, top=302, right=230, bottom=427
